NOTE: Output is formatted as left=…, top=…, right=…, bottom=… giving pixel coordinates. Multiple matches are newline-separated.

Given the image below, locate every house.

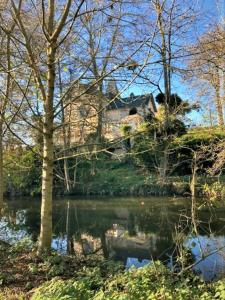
left=105, top=92, right=156, bottom=140
left=59, top=82, right=157, bottom=145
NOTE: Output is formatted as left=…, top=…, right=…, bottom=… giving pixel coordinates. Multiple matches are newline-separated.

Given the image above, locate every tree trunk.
left=58, top=59, right=71, bottom=192
left=190, top=153, right=198, bottom=198
left=96, top=105, right=103, bottom=145
left=215, top=83, right=224, bottom=126
left=72, top=157, right=78, bottom=188
left=191, top=160, right=198, bottom=234
left=38, top=38, right=55, bottom=254
left=158, top=148, right=168, bottom=181
left=190, top=167, right=197, bottom=198
left=38, top=123, right=54, bottom=253
left=100, top=232, right=109, bottom=259
left=0, top=35, right=12, bottom=206
left=0, top=119, right=3, bottom=206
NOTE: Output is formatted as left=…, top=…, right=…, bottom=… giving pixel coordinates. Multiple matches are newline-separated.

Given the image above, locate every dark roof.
left=107, top=93, right=157, bottom=112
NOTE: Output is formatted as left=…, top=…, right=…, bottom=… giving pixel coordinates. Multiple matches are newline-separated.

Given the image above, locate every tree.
left=2, top=0, right=148, bottom=254
left=0, top=5, right=16, bottom=205
left=3, top=0, right=87, bottom=253
left=132, top=0, right=198, bottom=180
left=187, top=26, right=225, bottom=126
left=133, top=93, right=197, bottom=179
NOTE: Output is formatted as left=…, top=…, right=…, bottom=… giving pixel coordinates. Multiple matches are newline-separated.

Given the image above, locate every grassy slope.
left=75, top=160, right=146, bottom=196
left=72, top=159, right=191, bottom=197
left=72, top=127, right=225, bottom=197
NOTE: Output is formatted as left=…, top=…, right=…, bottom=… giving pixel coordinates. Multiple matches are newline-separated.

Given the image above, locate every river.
left=1, top=196, right=225, bottom=281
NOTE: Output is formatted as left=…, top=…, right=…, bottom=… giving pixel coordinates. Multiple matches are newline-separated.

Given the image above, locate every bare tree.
left=187, top=25, right=225, bottom=126
left=3, top=0, right=88, bottom=253
left=138, top=0, right=197, bottom=180
left=0, top=1, right=17, bottom=205
left=1, top=0, right=149, bottom=254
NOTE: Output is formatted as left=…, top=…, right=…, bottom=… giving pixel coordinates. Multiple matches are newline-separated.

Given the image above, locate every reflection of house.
left=105, top=224, right=160, bottom=262
left=58, top=82, right=156, bottom=144
left=73, top=233, right=102, bottom=255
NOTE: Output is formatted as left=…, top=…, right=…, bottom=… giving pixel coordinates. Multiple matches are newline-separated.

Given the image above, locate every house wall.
left=55, top=93, right=154, bottom=145
left=103, top=105, right=149, bottom=140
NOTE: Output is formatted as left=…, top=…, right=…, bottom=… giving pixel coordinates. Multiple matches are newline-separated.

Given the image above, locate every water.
left=1, top=196, right=225, bottom=281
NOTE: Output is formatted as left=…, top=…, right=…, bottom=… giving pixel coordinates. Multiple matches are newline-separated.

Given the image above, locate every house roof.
left=107, top=93, right=157, bottom=112
left=71, top=82, right=157, bottom=113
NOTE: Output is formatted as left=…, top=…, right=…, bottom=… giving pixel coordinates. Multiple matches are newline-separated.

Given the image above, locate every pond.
left=1, top=196, right=225, bottom=281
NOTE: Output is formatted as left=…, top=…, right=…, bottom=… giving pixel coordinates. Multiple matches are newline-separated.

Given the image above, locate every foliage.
left=120, top=124, right=132, bottom=136
left=71, top=159, right=146, bottom=196
left=171, top=127, right=225, bottom=175
left=4, top=147, right=41, bottom=196
left=133, top=126, right=225, bottom=177
left=9, top=237, right=34, bottom=254
left=156, top=93, right=183, bottom=112
left=155, top=93, right=199, bottom=115
left=31, top=262, right=225, bottom=300
left=203, top=182, right=225, bottom=202
left=131, top=93, right=191, bottom=178
left=4, top=127, right=225, bottom=197
left=132, top=121, right=185, bottom=176
left=174, top=127, right=225, bottom=148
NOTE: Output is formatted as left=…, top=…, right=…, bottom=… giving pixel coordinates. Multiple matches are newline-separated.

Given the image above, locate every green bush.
left=31, top=262, right=225, bottom=300
left=10, top=237, right=34, bottom=254
left=4, top=147, right=41, bottom=196
left=31, top=267, right=103, bottom=300
left=203, top=182, right=225, bottom=201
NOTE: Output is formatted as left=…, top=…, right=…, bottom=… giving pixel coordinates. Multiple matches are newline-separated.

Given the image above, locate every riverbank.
left=57, top=160, right=191, bottom=197
left=1, top=242, right=225, bottom=300
left=3, top=126, right=225, bottom=199
left=4, top=149, right=225, bottom=198
left=58, top=159, right=225, bottom=199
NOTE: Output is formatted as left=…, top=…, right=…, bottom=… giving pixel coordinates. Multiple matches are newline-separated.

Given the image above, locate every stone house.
left=105, top=92, right=157, bottom=141
left=59, top=83, right=157, bottom=145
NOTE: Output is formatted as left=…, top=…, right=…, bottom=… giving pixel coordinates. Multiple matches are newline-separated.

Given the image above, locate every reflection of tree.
left=100, top=232, right=109, bottom=259
left=66, top=201, right=75, bottom=255
left=2, top=199, right=225, bottom=265
left=2, top=200, right=40, bottom=242
left=128, top=213, right=136, bottom=236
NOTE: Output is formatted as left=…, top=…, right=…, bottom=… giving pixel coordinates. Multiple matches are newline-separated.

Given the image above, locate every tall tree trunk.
left=38, top=2, right=56, bottom=252
left=58, top=60, right=71, bottom=192
left=190, top=153, right=198, bottom=198
left=0, top=35, right=11, bottom=206
left=0, top=119, right=3, bottom=206
left=190, top=166, right=197, bottom=198
left=39, top=125, right=54, bottom=253
left=38, top=103, right=54, bottom=253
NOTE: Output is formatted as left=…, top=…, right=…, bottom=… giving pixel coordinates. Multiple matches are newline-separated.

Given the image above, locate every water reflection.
left=185, top=235, right=225, bottom=281
left=1, top=197, right=225, bottom=280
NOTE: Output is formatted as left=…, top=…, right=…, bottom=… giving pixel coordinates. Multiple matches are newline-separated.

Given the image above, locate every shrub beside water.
left=31, top=262, right=225, bottom=300
left=203, top=182, right=225, bottom=202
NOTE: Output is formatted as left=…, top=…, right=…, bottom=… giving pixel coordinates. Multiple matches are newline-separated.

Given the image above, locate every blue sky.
left=123, top=0, right=225, bottom=126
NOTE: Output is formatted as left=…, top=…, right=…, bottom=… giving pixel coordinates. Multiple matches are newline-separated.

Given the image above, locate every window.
left=129, top=107, right=137, bottom=115
left=79, top=106, right=89, bottom=118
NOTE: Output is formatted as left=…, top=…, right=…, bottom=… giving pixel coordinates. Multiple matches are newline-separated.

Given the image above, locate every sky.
left=123, top=0, right=225, bottom=127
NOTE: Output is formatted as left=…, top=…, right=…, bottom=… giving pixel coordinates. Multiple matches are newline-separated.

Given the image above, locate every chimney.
left=130, top=92, right=134, bottom=100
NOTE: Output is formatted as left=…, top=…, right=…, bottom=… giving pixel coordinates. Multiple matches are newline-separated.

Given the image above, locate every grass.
left=74, top=159, right=147, bottom=196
